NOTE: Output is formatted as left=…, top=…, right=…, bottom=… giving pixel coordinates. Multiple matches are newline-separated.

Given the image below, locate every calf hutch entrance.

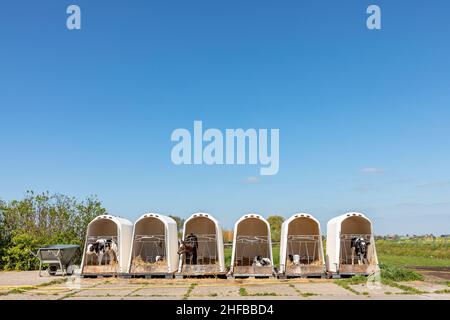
left=177, top=213, right=226, bottom=276
left=326, top=212, right=379, bottom=276
left=230, top=214, right=274, bottom=277
left=279, top=214, right=325, bottom=278
left=81, top=215, right=133, bottom=276
left=128, top=214, right=178, bottom=277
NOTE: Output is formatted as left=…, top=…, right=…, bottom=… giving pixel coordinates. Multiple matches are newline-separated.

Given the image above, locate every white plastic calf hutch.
left=230, top=214, right=274, bottom=277
left=128, top=213, right=179, bottom=278
left=326, top=212, right=379, bottom=276
left=279, top=213, right=325, bottom=278
left=177, top=213, right=226, bottom=276
left=81, top=215, right=133, bottom=276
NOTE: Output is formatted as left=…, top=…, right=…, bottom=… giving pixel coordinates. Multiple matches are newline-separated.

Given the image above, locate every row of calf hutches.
left=81, top=212, right=379, bottom=278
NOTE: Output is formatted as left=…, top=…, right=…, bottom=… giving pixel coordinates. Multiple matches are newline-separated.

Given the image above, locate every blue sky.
left=0, top=1, right=449, bottom=234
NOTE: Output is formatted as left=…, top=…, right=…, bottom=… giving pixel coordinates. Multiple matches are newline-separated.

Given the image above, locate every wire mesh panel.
left=234, top=235, right=270, bottom=267
left=180, top=233, right=223, bottom=274
left=130, top=235, right=167, bottom=273
left=182, top=234, right=217, bottom=265
left=233, top=235, right=272, bottom=275
left=286, top=235, right=321, bottom=265
left=284, top=235, right=323, bottom=276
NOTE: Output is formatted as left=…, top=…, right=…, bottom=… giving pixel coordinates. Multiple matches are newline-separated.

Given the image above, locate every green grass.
left=376, top=238, right=450, bottom=260
left=182, top=283, right=197, bottom=300
left=434, top=289, right=450, bottom=294
left=376, top=238, right=450, bottom=268
left=378, top=254, right=450, bottom=267
left=239, top=287, right=248, bottom=296
left=224, top=247, right=232, bottom=267
left=332, top=262, right=426, bottom=295
left=380, top=264, right=423, bottom=282
left=238, top=287, right=277, bottom=297
left=381, top=279, right=425, bottom=294
left=300, top=292, right=318, bottom=297
left=252, top=292, right=278, bottom=296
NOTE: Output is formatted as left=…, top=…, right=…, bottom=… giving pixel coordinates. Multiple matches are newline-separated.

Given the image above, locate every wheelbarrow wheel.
left=67, top=265, right=75, bottom=276
left=48, top=265, right=58, bottom=276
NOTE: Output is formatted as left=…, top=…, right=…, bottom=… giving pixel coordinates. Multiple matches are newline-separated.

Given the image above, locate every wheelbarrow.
left=31, top=244, right=80, bottom=276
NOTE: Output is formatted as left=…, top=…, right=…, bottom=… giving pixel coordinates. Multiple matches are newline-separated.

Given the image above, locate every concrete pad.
left=350, top=283, right=403, bottom=295
left=0, top=292, right=65, bottom=300
left=307, top=294, right=376, bottom=300
left=64, top=296, right=124, bottom=300
left=95, top=283, right=144, bottom=290
left=402, top=281, right=448, bottom=293
left=292, top=282, right=354, bottom=296
left=420, top=293, right=450, bottom=300
left=122, top=296, right=183, bottom=300
left=0, top=271, right=64, bottom=287
left=73, top=288, right=136, bottom=297
left=133, top=285, right=190, bottom=297
left=191, top=285, right=241, bottom=298
left=245, top=284, right=297, bottom=297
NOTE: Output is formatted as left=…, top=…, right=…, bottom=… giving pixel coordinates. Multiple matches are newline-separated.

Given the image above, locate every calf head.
left=88, top=242, right=100, bottom=254
left=177, top=241, right=189, bottom=255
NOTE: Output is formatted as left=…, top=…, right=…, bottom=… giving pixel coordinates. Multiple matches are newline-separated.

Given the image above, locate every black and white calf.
left=85, top=239, right=118, bottom=266
left=252, top=255, right=271, bottom=267
left=350, top=237, right=370, bottom=265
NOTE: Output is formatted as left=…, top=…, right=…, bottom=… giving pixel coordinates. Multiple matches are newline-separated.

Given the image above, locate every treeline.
left=0, top=191, right=106, bottom=270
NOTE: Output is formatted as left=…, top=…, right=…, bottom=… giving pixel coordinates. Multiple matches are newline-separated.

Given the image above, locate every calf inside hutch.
left=231, top=215, right=274, bottom=277
left=339, top=216, right=377, bottom=274
left=178, top=214, right=225, bottom=275
left=130, top=216, right=169, bottom=274
left=281, top=215, right=325, bottom=277
left=82, top=217, right=121, bottom=275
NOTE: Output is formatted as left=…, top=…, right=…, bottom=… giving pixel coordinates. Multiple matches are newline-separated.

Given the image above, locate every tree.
left=0, top=191, right=106, bottom=270
left=267, top=215, right=285, bottom=243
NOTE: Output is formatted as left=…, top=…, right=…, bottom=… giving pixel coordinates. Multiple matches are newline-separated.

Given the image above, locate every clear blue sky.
left=0, top=1, right=449, bottom=234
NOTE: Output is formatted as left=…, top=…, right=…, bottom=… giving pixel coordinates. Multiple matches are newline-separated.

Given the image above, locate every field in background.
left=376, top=238, right=450, bottom=267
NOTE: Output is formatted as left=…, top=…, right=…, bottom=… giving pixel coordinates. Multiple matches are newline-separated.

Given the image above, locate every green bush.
left=0, top=191, right=106, bottom=270
left=2, top=233, right=42, bottom=270
left=380, top=263, right=423, bottom=282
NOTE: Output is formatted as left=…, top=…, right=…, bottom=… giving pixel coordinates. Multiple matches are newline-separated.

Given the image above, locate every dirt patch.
left=408, top=267, right=450, bottom=281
